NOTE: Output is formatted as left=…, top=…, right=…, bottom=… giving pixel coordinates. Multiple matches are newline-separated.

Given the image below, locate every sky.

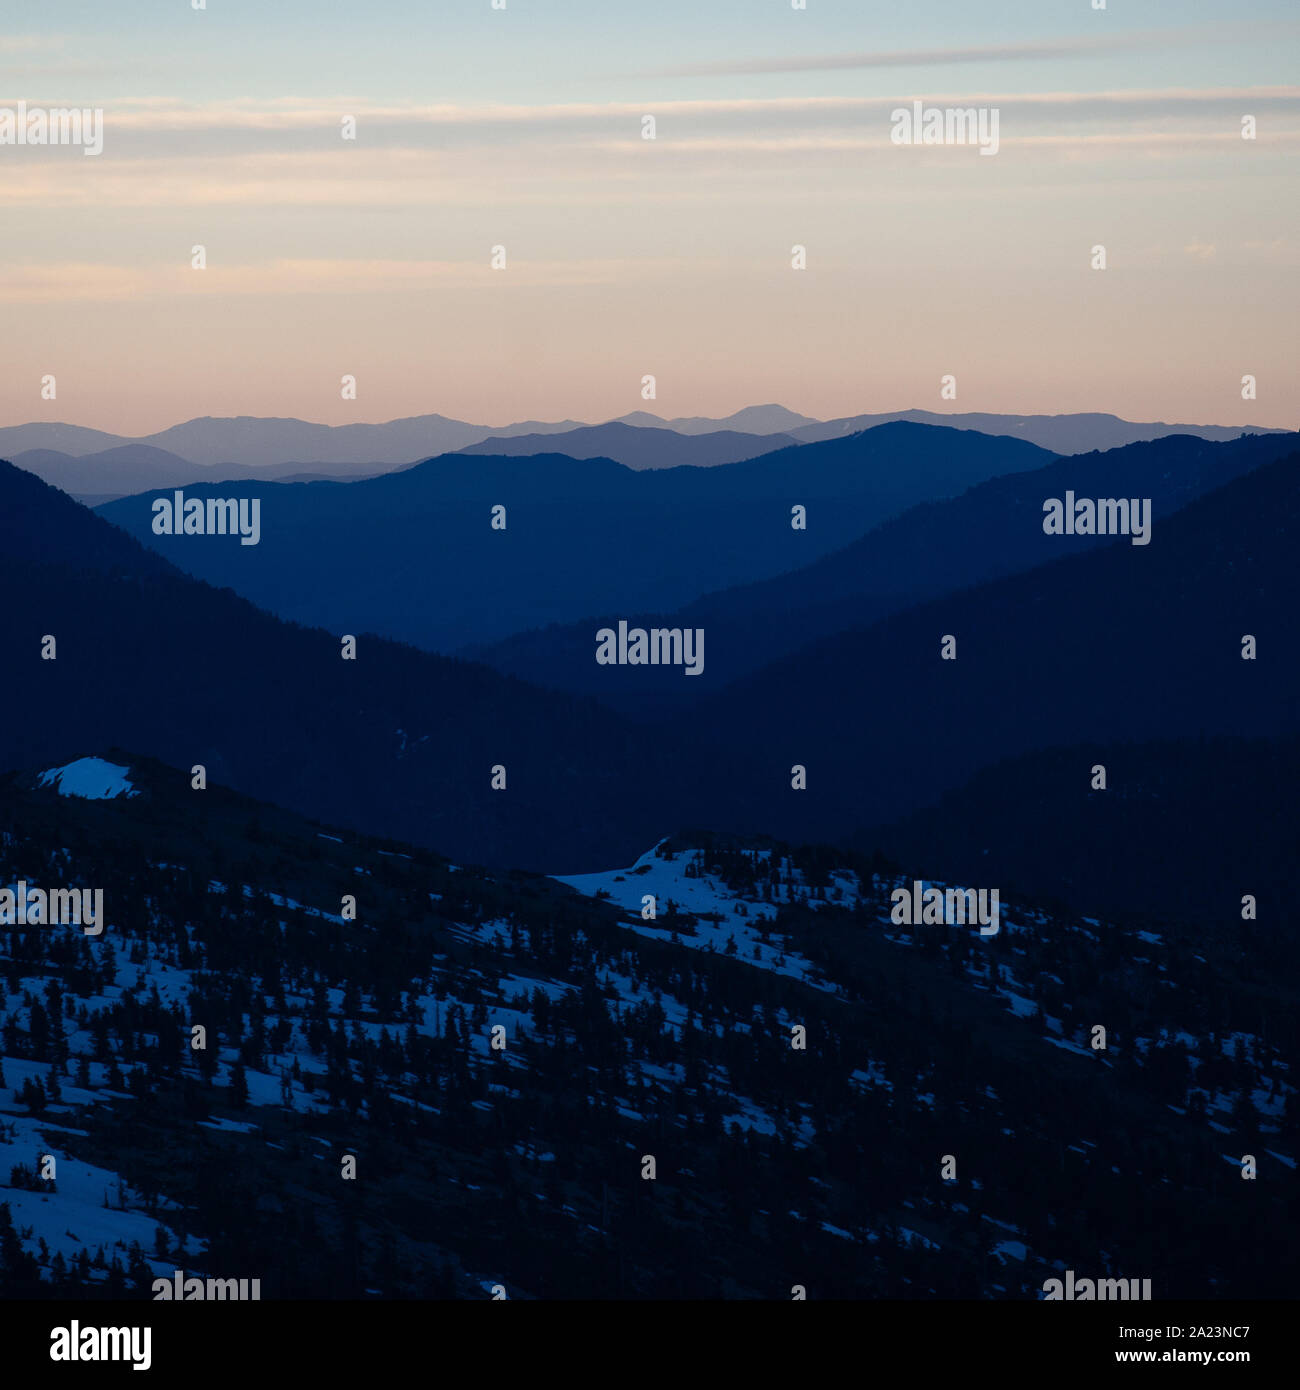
left=1, top=0, right=1296, bottom=434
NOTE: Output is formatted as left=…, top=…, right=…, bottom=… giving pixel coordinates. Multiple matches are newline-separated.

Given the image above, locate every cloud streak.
left=0, top=256, right=699, bottom=304
left=651, top=24, right=1299, bottom=77
left=3, top=86, right=1294, bottom=154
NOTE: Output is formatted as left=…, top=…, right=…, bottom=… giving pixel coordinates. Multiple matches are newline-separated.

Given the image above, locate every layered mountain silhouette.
left=5, top=433, right=1296, bottom=897
left=0, top=414, right=583, bottom=472
left=789, top=409, right=1289, bottom=455
left=456, top=421, right=796, bottom=470
left=0, top=459, right=675, bottom=871
left=469, top=431, right=1300, bottom=709
left=138, top=413, right=572, bottom=468
left=673, top=452, right=1300, bottom=849
left=613, top=403, right=818, bottom=434
left=97, top=422, right=1055, bottom=652
left=4, top=405, right=1284, bottom=490
left=12, top=444, right=395, bottom=504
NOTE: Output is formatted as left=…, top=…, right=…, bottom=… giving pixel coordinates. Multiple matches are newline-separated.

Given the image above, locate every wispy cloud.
left=0, top=256, right=692, bottom=304
left=651, top=24, right=1299, bottom=77
left=4, top=86, right=1295, bottom=145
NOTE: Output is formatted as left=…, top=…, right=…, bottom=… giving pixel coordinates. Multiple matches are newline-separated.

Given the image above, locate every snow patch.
left=38, top=759, right=137, bottom=802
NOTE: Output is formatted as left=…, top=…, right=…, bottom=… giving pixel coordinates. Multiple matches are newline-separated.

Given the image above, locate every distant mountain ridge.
left=455, top=421, right=798, bottom=470
left=95, top=422, right=1057, bottom=653
left=612, top=404, right=819, bottom=435
left=0, top=406, right=1286, bottom=496
left=789, top=409, right=1289, bottom=455
left=0, top=414, right=585, bottom=471
left=11, top=444, right=394, bottom=504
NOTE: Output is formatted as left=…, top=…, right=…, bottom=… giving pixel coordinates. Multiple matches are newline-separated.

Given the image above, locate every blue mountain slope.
left=96, top=422, right=1055, bottom=652
left=467, top=431, right=1300, bottom=708
left=676, top=451, right=1300, bottom=846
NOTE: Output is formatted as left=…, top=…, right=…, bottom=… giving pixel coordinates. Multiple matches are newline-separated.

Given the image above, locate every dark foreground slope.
left=1, top=759, right=1293, bottom=1298
left=861, top=735, right=1300, bottom=929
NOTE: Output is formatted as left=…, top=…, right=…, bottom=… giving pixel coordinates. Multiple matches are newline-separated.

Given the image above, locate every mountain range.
left=677, top=451, right=1300, bottom=851
left=96, top=422, right=1057, bottom=652
left=3, top=407, right=1287, bottom=502
left=5, top=445, right=393, bottom=507
left=0, top=457, right=674, bottom=871
left=468, top=430, right=1300, bottom=708
left=2, top=409, right=1296, bottom=1307
left=5, top=425, right=1298, bottom=905
left=786, top=409, right=1290, bottom=455
left=454, top=421, right=799, bottom=470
